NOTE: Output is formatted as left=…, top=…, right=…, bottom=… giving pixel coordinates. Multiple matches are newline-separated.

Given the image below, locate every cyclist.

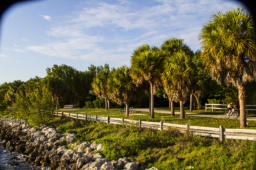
left=227, top=102, right=233, bottom=116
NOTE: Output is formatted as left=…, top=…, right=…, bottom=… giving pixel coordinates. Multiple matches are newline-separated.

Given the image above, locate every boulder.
left=124, top=162, right=138, bottom=170
left=92, top=153, right=103, bottom=159
left=96, top=143, right=104, bottom=151
left=75, top=142, right=90, bottom=152
left=100, top=161, right=116, bottom=170
left=88, top=158, right=107, bottom=170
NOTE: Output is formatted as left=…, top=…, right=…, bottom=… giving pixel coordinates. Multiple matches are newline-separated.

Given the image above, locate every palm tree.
left=130, top=44, right=165, bottom=118
left=162, top=49, right=193, bottom=119
left=91, top=64, right=111, bottom=110
left=161, top=38, right=193, bottom=115
left=107, top=66, right=136, bottom=117
left=200, top=8, right=256, bottom=128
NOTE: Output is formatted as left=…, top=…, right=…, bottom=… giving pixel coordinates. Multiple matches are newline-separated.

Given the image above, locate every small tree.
left=190, top=50, right=210, bottom=110
left=91, top=64, right=111, bottom=110
left=107, top=66, right=136, bottom=117
left=131, top=45, right=165, bottom=118
left=200, top=8, right=256, bottom=128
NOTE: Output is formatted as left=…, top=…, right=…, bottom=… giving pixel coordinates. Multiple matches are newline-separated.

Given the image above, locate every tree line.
left=0, top=8, right=255, bottom=128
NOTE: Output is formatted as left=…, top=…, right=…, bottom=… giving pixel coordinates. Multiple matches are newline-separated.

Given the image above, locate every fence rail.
left=205, top=104, right=256, bottom=112
left=54, top=112, right=256, bottom=141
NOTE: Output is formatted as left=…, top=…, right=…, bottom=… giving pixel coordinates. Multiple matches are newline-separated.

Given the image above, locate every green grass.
left=58, top=108, right=256, bottom=129
left=46, top=117, right=256, bottom=170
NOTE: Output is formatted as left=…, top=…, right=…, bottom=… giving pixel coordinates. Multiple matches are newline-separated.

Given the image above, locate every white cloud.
left=0, top=54, right=8, bottom=58
left=27, top=0, right=241, bottom=66
left=41, top=15, right=51, bottom=21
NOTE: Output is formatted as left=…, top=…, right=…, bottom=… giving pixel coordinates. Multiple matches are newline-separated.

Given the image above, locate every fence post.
left=186, top=123, right=190, bottom=135
left=139, top=119, right=141, bottom=128
left=107, top=116, right=110, bottom=124
left=85, top=114, right=88, bottom=121
left=77, top=113, right=78, bottom=119
left=219, top=125, right=224, bottom=142
left=160, top=120, right=163, bottom=131
left=62, top=112, right=64, bottom=117
left=212, top=105, right=213, bottom=112
left=69, top=113, right=70, bottom=118
left=122, top=118, right=124, bottom=124
left=205, top=104, right=207, bottom=111
left=96, top=115, right=98, bottom=121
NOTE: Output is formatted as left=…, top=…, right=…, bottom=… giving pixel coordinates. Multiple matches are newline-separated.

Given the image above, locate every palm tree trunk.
left=189, top=94, right=193, bottom=112
left=149, top=85, right=151, bottom=115
left=56, top=97, right=59, bottom=111
left=180, top=100, right=185, bottom=119
left=105, top=97, right=107, bottom=110
left=125, top=103, right=129, bottom=117
left=170, top=100, right=174, bottom=116
left=238, top=85, right=246, bottom=128
left=194, top=94, right=201, bottom=110
left=149, top=82, right=154, bottom=118
left=107, top=97, right=110, bottom=110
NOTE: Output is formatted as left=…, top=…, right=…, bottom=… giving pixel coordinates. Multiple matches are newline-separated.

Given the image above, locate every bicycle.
left=225, top=107, right=239, bottom=119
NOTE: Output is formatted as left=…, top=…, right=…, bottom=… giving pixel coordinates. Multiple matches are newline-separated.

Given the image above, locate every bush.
left=84, top=98, right=104, bottom=108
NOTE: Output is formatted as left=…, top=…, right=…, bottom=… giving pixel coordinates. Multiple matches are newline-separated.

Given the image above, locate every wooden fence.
left=205, top=103, right=256, bottom=113
left=54, top=112, right=256, bottom=141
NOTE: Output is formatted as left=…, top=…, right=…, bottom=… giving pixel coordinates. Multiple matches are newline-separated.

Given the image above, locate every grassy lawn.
left=46, top=117, right=256, bottom=170
left=58, top=108, right=256, bottom=129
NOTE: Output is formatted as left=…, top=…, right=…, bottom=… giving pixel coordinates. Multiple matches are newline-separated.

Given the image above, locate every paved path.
left=132, top=108, right=256, bottom=121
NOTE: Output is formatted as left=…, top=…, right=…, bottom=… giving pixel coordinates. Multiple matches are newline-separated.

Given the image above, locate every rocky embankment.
left=0, top=118, right=158, bottom=170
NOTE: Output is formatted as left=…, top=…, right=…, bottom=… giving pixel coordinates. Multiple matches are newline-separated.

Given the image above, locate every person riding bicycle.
left=227, top=102, right=233, bottom=116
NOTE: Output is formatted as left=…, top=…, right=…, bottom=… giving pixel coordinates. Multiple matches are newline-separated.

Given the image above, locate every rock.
left=62, top=133, right=76, bottom=144
left=86, top=147, right=94, bottom=154
left=75, top=142, right=90, bottom=152
left=88, top=158, right=107, bottom=170
left=72, top=152, right=83, bottom=161
left=118, top=157, right=130, bottom=167
left=90, top=142, right=98, bottom=149
left=96, top=144, right=104, bottom=151
left=56, top=146, right=66, bottom=155
left=100, top=161, right=116, bottom=170
left=39, top=135, right=47, bottom=142
left=124, top=162, right=138, bottom=170
left=29, top=127, right=37, bottom=134
left=60, top=149, right=74, bottom=166
left=76, top=157, right=86, bottom=169
left=92, top=153, right=103, bottom=159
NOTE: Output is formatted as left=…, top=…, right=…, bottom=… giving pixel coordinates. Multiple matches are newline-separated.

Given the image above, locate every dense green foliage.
left=91, top=64, right=111, bottom=110
left=130, top=45, right=165, bottom=118
left=161, top=39, right=194, bottom=118
left=47, top=117, right=256, bottom=170
left=107, top=66, right=137, bottom=116
left=200, top=8, right=256, bottom=128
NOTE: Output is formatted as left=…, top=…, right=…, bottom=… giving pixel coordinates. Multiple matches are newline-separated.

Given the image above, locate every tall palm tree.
left=200, top=8, right=256, bottom=128
left=162, top=50, right=193, bottom=119
left=161, top=38, right=193, bottom=115
left=130, top=44, right=165, bottom=118
left=107, top=66, right=136, bottom=117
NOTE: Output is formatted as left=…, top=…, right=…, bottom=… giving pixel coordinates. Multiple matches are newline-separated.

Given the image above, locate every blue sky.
left=0, top=0, right=243, bottom=83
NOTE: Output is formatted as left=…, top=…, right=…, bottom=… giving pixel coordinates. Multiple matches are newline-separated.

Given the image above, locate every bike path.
left=132, top=108, right=256, bottom=121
